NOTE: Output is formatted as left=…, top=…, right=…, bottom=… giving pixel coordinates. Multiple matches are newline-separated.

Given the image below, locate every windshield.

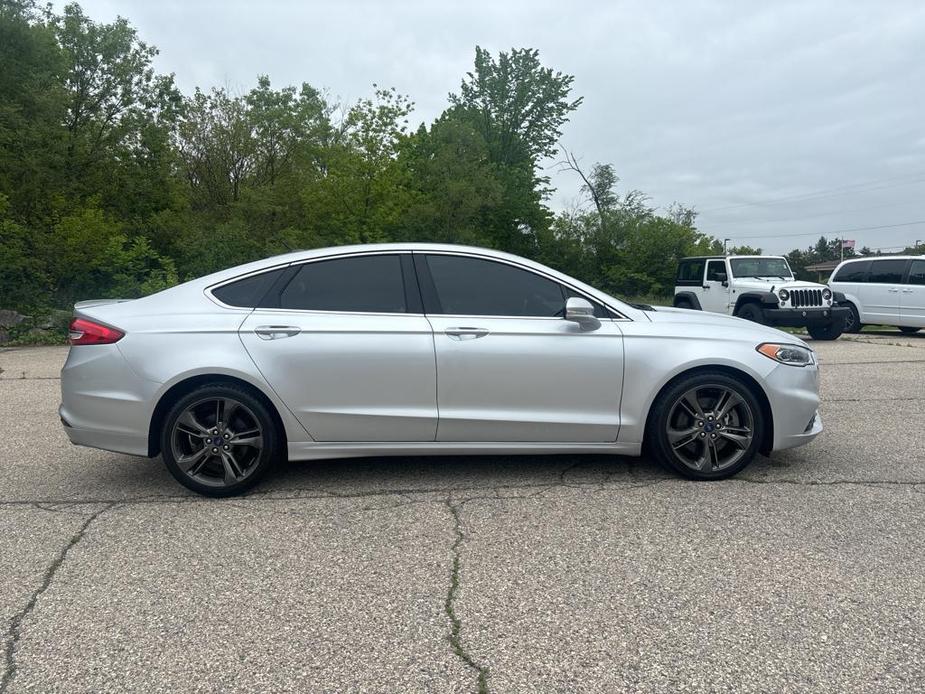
left=729, top=257, right=793, bottom=279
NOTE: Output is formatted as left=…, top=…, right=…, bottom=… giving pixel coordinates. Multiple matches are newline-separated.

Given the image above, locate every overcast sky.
left=64, top=0, right=925, bottom=253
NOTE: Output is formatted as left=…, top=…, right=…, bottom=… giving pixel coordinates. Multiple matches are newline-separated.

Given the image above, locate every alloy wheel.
left=665, top=384, right=754, bottom=473
left=170, top=397, right=264, bottom=488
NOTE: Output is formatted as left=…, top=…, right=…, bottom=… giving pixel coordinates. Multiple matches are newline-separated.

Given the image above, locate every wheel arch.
left=642, top=364, right=774, bottom=456
left=673, top=291, right=702, bottom=310
left=733, top=292, right=776, bottom=315
left=147, top=374, right=289, bottom=458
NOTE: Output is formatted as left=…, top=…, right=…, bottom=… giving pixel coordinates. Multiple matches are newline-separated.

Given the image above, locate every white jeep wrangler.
left=673, top=255, right=850, bottom=340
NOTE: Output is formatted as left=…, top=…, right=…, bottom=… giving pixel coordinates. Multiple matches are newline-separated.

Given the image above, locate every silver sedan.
left=60, top=244, right=822, bottom=496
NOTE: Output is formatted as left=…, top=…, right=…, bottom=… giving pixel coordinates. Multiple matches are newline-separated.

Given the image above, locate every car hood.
left=732, top=277, right=825, bottom=292
left=645, top=305, right=809, bottom=346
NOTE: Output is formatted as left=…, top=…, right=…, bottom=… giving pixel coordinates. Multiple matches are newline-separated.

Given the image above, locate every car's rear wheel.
left=648, top=372, right=763, bottom=480
left=675, top=299, right=694, bottom=310
left=735, top=302, right=764, bottom=324
left=160, top=384, right=280, bottom=497
left=899, top=326, right=921, bottom=335
left=843, top=302, right=862, bottom=333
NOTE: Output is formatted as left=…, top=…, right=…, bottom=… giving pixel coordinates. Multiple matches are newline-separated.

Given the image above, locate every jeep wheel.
left=843, top=303, right=862, bottom=333
left=807, top=322, right=843, bottom=341
left=676, top=299, right=694, bottom=310
left=735, top=303, right=764, bottom=324
left=899, top=326, right=921, bottom=335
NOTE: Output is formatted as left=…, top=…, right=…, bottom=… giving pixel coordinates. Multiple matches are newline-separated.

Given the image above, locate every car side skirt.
left=287, top=441, right=642, bottom=461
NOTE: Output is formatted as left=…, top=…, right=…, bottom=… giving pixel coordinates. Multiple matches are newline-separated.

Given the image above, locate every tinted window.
left=212, top=268, right=285, bottom=307
left=677, top=260, right=705, bottom=284
left=868, top=259, right=907, bottom=284
left=706, top=260, right=727, bottom=282
left=907, top=260, right=925, bottom=286
left=425, top=255, right=565, bottom=317
left=280, top=255, right=407, bottom=312
left=832, top=260, right=870, bottom=283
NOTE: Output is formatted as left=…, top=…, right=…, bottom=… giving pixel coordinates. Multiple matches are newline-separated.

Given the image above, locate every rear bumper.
left=59, top=408, right=149, bottom=456
left=761, top=306, right=849, bottom=328
left=59, top=344, right=157, bottom=458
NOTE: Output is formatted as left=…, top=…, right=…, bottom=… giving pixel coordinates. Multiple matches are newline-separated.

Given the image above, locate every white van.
left=828, top=256, right=925, bottom=334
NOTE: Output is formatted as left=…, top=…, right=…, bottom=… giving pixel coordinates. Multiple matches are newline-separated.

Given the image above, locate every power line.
left=699, top=173, right=925, bottom=214
left=718, top=218, right=925, bottom=242
left=705, top=196, right=920, bottom=227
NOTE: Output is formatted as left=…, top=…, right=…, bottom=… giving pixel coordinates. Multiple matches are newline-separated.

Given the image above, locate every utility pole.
left=724, top=238, right=730, bottom=255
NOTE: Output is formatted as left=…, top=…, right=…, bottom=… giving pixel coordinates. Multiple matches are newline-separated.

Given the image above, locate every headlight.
left=757, top=342, right=814, bottom=367
left=822, top=288, right=832, bottom=301
left=777, top=288, right=790, bottom=302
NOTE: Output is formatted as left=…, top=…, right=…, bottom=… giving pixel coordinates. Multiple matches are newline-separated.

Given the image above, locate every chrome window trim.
left=205, top=247, right=631, bottom=320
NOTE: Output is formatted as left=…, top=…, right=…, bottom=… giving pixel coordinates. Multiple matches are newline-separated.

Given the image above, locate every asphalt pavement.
left=1, top=334, right=923, bottom=693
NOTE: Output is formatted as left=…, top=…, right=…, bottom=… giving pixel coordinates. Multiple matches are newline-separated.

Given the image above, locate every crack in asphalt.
left=0, top=470, right=922, bottom=509
left=0, top=503, right=115, bottom=694
left=443, top=498, right=490, bottom=694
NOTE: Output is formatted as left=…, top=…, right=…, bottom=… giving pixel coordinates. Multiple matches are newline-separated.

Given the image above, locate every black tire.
left=647, top=371, right=764, bottom=480
left=160, top=383, right=281, bottom=497
left=675, top=299, right=694, bottom=310
left=735, top=302, right=764, bottom=324
left=899, top=326, right=921, bottom=335
left=807, top=321, right=843, bottom=341
left=843, top=303, right=862, bottom=333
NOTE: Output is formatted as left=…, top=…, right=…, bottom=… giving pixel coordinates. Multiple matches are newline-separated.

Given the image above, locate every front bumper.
left=764, top=359, right=823, bottom=451
left=761, top=305, right=849, bottom=328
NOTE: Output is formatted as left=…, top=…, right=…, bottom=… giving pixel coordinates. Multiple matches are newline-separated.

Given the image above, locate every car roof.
left=837, top=255, right=924, bottom=263
left=679, top=255, right=786, bottom=260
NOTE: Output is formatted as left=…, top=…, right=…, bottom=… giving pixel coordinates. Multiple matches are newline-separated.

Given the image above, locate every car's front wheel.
left=734, top=302, right=764, bottom=324
left=160, top=384, right=280, bottom=497
left=843, top=302, right=862, bottom=333
left=807, top=321, right=843, bottom=341
left=899, top=326, right=921, bottom=335
left=648, top=372, right=763, bottom=480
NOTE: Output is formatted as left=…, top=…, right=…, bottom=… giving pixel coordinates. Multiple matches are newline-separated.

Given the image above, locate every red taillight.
left=68, top=318, right=124, bottom=345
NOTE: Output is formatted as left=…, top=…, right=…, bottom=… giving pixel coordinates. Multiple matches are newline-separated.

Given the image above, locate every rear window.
left=832, top=260, right=870, bottom=283
left=868, top=259, right=907, bottom=284
left=211, top=268, right=286, bottom=307
left=676, top=260, right=705, bottom=285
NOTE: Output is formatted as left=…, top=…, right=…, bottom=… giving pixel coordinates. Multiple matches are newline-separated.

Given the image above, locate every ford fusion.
left=60, top=244, right=822, bottom=496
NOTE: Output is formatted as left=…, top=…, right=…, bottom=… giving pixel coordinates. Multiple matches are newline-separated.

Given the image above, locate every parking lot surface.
left=1, top=334, right=924, bottom=692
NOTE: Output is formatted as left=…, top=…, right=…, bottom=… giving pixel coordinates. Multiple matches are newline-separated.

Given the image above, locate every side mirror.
left=565, top=297, right=600, bottom=330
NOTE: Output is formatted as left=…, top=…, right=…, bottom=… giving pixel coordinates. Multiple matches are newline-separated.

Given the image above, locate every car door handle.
left=888, top=288, right=900, bottom=293
left=445, top=327, right=489, bottom=340
left=255, top=325, right=301, bottom=340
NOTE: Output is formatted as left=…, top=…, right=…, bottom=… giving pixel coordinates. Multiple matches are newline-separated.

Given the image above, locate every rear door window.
left=907, top=260, right=925, bottom=285
left=279, top=255, right=408, bottom=313
left=867, top=259, right=908, bottom=284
